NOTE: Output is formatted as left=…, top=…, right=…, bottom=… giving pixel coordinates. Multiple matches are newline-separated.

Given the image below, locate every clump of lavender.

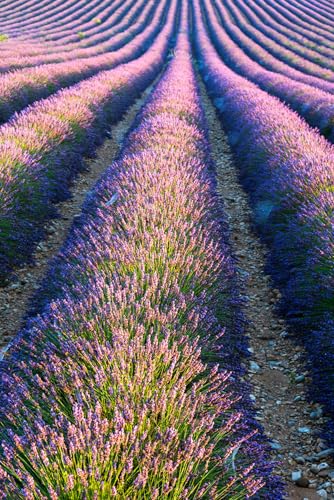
left=193, top=0, right=334, bottom=454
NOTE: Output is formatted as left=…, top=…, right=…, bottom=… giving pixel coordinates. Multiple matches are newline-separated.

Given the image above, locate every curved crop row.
left=4, top=0, right=131, bottom=46
left=200, top=0, right=334, bottom=143
left=0, top=0, right=177, bottom=282
left=193, top=0, right=334, bottom=449
left=0, top=0, right=137, bottom=63
left=0, top=0, right=166, bottom=123
left=250, top=0, right=334, bottom=49
left=210, top=0, right=334, bottom=92
left=0, top=0, right=93, bottom=34
left=242, top=0, right=334, bottom=59
left=0, top=0, right=115, bottom=59
left=0, top=8, right=278, bottom=498
left=266, top=0, right=334, bottom=40
left=12, top=0, right=132, bottom=44
left=226, top=0, right=334, bottom=71
left=281, top=0, right=334, bottom=29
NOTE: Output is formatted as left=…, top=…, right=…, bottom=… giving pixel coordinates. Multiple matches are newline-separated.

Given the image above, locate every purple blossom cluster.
left=0, top=0, right=110, bottom=41
left=193, top=0, right=334, bottom=449
left=202, top=0, right=334, bottom=92
left=0, top=6, right=278, bottom=497
left=0, top=0, right=178, bottom=282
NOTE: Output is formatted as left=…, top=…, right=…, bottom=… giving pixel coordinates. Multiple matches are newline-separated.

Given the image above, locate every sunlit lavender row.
left=194, top=0, right=334, bottom=448
left=0, top=10, right=280, bottom=497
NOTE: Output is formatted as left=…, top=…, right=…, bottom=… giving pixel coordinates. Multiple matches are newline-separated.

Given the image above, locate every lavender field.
left=0, top=0, right=333, bottom=498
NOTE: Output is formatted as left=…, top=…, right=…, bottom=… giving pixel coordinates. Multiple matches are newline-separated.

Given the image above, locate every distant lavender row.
left=267, top=0, right=334, bottom=40
left=210, top=0, right=334, bottom=91
left=0, top=0, right=93, bottom=34
left=0, top=0, right=177, bottom=282
left=0, top=0, right=107, bottom=55
left=0, top=12, right=270, bottom=498
left=250, top=0, right=334, bottom=48
left=280, top=0, right=334, bottom=29
left=0, top=0, right=141, bottom=65
left=14, top=0, right=132, bottom=45
left=4, top=0, right=131, bottom=48
left=226, top=0, right=334, bottom=72
left=0, top=0, right=166, bottom=124
left=201, top=0, right=334, bottom=142
left=194, top=0, right=334, bottom=449
left=241, top=0, right=334, bottom=59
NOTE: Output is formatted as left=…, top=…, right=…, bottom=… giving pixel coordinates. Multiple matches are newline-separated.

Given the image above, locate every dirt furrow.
left=0, top=81, right=156, bottom=355
left=198, top=77, right=334, bottom=500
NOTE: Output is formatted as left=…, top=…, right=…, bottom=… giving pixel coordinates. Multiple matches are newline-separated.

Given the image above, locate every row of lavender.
left=252, top=0, right=334, bottom=48
left=247, top=0, right=334, bottom=53
left=232, top=0, right=334, bottom=64
left=223, top=0, right=334, bottom=76
left=0, top=0, right=177, bottom=283
left=0, top=0, right=107, bottom=40
left=211, top=0, right=334, bottom=92
left=0, top=0, right=135, bottom=60
left=201, top=0, right=334, bottom=144
left=193, top=0, right=334, bottom=445
left=0, top=0, right=141, bottom=65
left=0, top=0, right=166, bottom=122
left=0, top=8, right=279, bottom=497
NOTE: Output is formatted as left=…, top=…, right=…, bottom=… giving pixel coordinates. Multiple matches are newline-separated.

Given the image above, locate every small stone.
left=310, top=463, right=329, bottom=474
left=270, top=441, right=282, bottom=450
left=321, top=482, right=331, bottom=489
left=316, top=489, right=327, bottom=499
left=9, top=282, right=21, bottom=290
left=249, top=361, right=260, bottom=373
left=318, top=470, right=330, bottom=478
left=292, top=471, right=302, bottom=482
left=294, top=396, right=302, bottom=402
left=296, top=477, right=309, bottom=488
left=269, top=360, right=281, bottom=368
left=298, top=427, right=311, bottom=434
left=318, top=463, right=330, bottom=472
left=315, top=449, right=334, bottom=460
left=295, top=374, right=305, bottom=383
left=310, top=408, right=323, bottom=420
left=295, top=456, right=306, bottom=465
left=249, top=394, right=256, bottom=401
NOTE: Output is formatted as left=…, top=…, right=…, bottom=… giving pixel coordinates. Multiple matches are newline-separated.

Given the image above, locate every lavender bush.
left=193, top=0, right=334, bottom=447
